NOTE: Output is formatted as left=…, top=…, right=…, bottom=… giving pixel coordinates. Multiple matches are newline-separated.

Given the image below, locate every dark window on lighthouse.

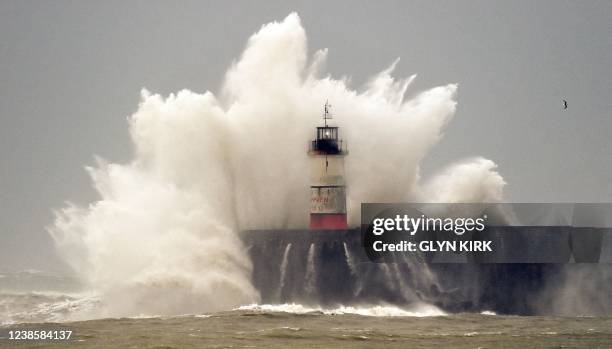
left=317, top=127, right=338, bottom=140
left=314, top=127, right=341, bottom=154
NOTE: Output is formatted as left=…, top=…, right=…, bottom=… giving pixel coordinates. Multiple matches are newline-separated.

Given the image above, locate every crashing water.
left=46, top=12, right=506, bottom=319
left=1, top=268, right=610, bottom=349
left=35, top=12, right=611, bottom=323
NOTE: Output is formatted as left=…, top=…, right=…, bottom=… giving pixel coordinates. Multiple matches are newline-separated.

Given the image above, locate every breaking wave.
left=48, top=12, right=504, bottom=319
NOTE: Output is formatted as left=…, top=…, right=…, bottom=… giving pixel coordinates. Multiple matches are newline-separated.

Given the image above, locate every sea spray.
left=49, top=12, right=505, bottom=318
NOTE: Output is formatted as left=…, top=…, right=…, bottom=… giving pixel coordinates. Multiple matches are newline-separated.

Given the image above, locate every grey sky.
left=1, top=0, right=611, bottom=271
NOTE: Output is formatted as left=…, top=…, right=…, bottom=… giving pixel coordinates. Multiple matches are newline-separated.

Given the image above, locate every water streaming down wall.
left=242, top=229, right=580, bottom=315
left=277, top=243, right=292, bottom=300
left=304, top=243, right=317, bottom=295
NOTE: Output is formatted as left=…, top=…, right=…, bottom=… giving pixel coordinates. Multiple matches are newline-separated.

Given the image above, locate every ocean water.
left=1, top=297, right=611, bottom=349
left=2, top=271, right=611, bottom=348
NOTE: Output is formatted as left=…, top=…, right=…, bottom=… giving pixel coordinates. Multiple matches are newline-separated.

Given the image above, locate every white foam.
left=236, top=303, right=446, bottom=317
left=238, top=303, right=316, bottom=314
left=48, top=12, right=505, bottom=319
left=0, top=292, right=100, bottom=324
left=329, top=304, right=445, bottom=317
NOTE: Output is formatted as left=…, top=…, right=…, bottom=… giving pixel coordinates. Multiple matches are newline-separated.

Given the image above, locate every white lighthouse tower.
left=308, top=101, right=348, bottom=229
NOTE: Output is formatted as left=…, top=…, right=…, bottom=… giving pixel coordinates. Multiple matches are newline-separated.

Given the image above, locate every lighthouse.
left=309, top=101, right=348, bottom=229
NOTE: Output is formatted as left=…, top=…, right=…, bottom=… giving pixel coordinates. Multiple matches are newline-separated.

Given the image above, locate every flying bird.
left=563, top=99, right=568, bottom=110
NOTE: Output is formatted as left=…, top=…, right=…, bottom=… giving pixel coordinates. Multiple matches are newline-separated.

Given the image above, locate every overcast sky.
left=1, top=0, right=611, bottom=271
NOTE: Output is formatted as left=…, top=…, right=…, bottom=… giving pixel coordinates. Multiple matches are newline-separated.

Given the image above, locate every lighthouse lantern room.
left=308, top=102, right=348, bottom=229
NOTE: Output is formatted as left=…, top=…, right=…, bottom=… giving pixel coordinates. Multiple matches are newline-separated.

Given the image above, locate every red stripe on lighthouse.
left=309, top=214, right=348, bottom=230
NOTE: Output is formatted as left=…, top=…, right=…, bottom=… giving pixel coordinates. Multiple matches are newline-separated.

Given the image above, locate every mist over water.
left=48, top=13, right=506, bottom=318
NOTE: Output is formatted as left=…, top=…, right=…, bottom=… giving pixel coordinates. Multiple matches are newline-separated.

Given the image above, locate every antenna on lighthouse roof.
left=323, top=100, right=332, bottom=127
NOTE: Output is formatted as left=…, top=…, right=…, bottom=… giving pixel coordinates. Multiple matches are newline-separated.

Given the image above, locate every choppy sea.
left=1, top=270, right=610, bottom=348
